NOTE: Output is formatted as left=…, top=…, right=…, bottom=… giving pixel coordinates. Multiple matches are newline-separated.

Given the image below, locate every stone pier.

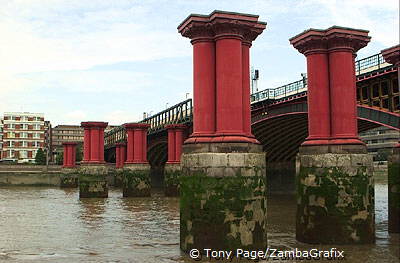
left=60, top=142, right=78, bottom=188
left=165, top=124, right=185, bottom=196
left=79, top=121, right=109, bottom=198
left=382, top=44, right=400, bottom=233
left=388, top=147, right=400, bottom=233
left=290, top=26, right=375, bottom=243
left=178, top=10, right=267, bottom=252
left=122, top=123, right=151, bottom=197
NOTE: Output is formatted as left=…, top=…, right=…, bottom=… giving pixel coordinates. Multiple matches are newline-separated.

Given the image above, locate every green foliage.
left=56, top=152, right=63, bottom=165
left=35, top=148, right=46, bottom=165
left=375, top=148, right=391, bottom=162
left=76, top=144, right=83, bottom=162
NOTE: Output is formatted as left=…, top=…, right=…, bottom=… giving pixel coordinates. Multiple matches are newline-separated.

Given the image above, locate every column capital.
left=123, top=122, right=150, bottom=130
left=178, top=10, right=266, bottom=43
left=81, top=121, right=108, bottom=129
left=381, top=44, right=400, bottom=66
left=325, top=26, right=370, bottom=53
left=290, top=26, right=370, bottom=55
left=290, top=29, right=327, bottom=55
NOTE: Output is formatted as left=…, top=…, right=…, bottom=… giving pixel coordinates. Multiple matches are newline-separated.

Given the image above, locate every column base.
left=180, top=142, right=267, bottom=252
left=79, top=164, right=109, bottom=198
left=60, top=168, right=78, bottom=188
left=297, top=148, right=374, bottom=244
left=122, top=163, right=151, bottom=197
left=388, top=147, right=400, bottom=233
left=164, top=163, right=181, bottom=196
left=185, top=134, right=260, bottom=144
left=302, top=138, right=365, bottom=147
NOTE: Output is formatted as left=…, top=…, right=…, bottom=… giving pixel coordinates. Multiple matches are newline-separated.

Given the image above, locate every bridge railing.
left=104, top=99, right=193, bottom=148
left=355, top=53, right=389, bottom=75
left=141, top=99, right=193, bottom=133
left=250, top=78, right=307, bottom=102
left=251, top=53, right=392, bottom=104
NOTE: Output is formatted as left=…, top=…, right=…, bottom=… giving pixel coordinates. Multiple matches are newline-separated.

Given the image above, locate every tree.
left=375, top=148, right=391, bottom=162
left=56, top=152, right=63, bottom=165
left=35, top=148, right=46, bottom=165
left=76, top=144, right=83, bottom=162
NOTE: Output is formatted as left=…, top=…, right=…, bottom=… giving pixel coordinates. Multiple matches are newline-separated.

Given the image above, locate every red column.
left=83, top=128, right=91, bottom=162
left=63, top=142, right=77, bottom=168
left=81, top=122, right=108, bottom=163
left=215, top=35, right=244, bottom=136
left=142, top=129, right=148, bottom=162
left=166, top=124, right=186, bottom=163
left=99, top=128, right=105, bottom=163
left=116, top=143, right=121, bottom=168
left=72, top=144, right=76, bottom=166
left=91, top=128, right=100, bottom=162
left=178, top=13, right=266, bottom=144
left=120, top=143, right=127, bottom=167
left=133, top=129, right=142, bottom=162
left=167, top=127, right=176, bottom=163
left=290, top=31, right=331, bottom=145
left=382, top=44, right=400, bottom=148
left=175, top=126, right=185, bottom=162
left=63, top=144, right=68, bottom=166
left=126, top=129, right=135, bottom=163
left=290, top=26, right=370, bottom=146
left=326, top=29, right=370, bottom=145
left=242, top=42, right=252, bottom=137
left=124, top=123, right=150, bottom=164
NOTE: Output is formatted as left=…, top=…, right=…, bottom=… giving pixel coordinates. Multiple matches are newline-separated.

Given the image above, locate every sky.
left=0, top=0, right=398, bottom=126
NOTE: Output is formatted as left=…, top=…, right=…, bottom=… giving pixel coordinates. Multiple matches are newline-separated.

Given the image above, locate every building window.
left=20, top=150, right=27, bottom=158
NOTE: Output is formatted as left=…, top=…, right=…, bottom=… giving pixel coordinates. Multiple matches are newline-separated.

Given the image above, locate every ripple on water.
left=0, top=184, right=399, bottom=262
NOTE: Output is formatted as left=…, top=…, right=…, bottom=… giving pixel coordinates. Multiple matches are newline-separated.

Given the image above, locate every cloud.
left=0, top=2, right=190, bottom=76
left=104, top=110, right=140, bottom=125
left=0, top=0, right=397, bottom=126
left=65, top=110, right=87, bottom=121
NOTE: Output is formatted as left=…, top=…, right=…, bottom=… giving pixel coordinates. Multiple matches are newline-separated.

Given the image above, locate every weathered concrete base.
left=180, top=143, right=267, bottom=252
left=388, top=147, right=400, bottom=233
left=164, top=163, right=181, bottom=196
left=122, top=163, right=151, bottom=197
left=79, top=164, right=109, bottom=198
left=60, top=168, right=78, bottom=188
left=297, top=150, right=375, bottom=244
left=114, top=169, right=124, bottom=187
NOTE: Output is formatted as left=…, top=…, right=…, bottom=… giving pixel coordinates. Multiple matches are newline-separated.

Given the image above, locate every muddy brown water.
left=0, top=183, right=398, bottom=262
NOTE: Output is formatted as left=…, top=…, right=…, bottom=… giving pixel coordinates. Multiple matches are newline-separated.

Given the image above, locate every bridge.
left=103, top=52, right=399, bottom=169
left=59, top=11, right=400, bottom=250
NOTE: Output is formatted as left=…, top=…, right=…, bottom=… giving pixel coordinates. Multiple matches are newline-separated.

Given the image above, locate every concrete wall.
left=0, top=164, right=121, bottom=187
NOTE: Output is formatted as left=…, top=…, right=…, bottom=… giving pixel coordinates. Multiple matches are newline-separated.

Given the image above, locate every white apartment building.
left=1, top=112, right=46, bottom=163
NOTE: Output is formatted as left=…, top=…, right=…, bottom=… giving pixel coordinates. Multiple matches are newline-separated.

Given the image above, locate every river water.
left=0, top=183, right=398, bottom=262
